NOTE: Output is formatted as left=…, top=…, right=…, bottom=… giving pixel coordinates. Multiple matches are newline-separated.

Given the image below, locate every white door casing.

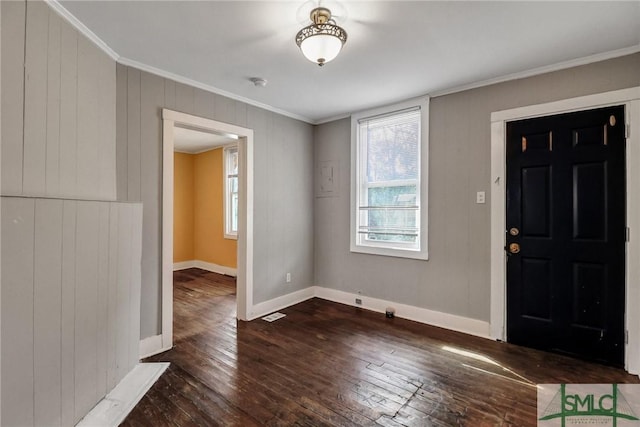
left=161, top=109, right=254, bottom=353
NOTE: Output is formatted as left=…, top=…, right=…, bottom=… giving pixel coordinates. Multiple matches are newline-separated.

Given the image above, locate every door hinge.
left=626, top=227, right=630, bottom=242
left=626, top=330, right=629, bottom=345
left=626, top=124, right=631, bottom=139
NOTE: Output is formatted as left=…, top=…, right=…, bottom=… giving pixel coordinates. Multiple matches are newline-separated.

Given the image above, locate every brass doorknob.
left=509, top=243, right=520, bottom=254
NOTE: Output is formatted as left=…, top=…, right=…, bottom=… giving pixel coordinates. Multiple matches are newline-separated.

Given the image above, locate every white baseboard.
left=249, top=287, right=316, bottom=320
left=313, top=286, right=491, bottom=339
left=76, top=362, right=169, bottom=427
left=173, top=260, right=237, bottom=277
left=248, top=285, right=490, bottom=339
left=173, top=260, right=195, bottom=271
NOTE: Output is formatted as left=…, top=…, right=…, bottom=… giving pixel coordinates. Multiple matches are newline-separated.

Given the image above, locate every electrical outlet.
left=286, top=273, right=291, bottom=283
left=355, top=298, right=362, bottom=305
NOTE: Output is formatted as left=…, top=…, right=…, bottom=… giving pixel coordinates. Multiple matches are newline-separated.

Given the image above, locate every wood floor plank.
left=122, top=268, right=640, bottom=426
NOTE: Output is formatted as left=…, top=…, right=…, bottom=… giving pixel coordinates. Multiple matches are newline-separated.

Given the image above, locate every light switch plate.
left=476, top=191, right=486, bottom=204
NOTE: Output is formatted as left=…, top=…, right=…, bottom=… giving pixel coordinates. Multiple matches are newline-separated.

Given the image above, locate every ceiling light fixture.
left=295, top=7, right=347, bottom=66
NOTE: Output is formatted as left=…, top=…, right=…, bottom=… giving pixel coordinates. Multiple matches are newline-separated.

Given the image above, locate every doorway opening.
left=162, top=109, right=254, bottom=352
left=490, top=87, right=640, bottom=374
left=173, top=127, right=239, bottom=276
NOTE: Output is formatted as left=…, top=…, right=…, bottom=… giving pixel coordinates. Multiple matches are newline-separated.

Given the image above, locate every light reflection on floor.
left=442, top=345, right=538, bottom=388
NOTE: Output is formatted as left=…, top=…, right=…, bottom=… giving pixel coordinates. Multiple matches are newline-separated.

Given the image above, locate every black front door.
left=506, top=106, right=626, bottom=366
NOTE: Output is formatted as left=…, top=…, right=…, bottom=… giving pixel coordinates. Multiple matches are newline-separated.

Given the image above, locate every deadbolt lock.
left=509, top=227, right=519, bottom=236
left=509, top=243, right=521, bottom=254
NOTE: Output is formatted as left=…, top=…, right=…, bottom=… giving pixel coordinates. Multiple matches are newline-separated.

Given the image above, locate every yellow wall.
left=174, top=153, right=194, bottom=262
left=173, top=148, right=237, bottom=268
left=194, top=148, right=237, bottom=268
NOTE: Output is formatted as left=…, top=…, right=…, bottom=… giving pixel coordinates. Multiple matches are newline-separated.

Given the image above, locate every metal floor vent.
left=262, top=312, right=286, bottom=322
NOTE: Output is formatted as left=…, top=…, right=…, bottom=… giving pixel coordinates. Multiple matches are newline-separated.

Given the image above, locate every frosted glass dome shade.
left=300, top=33, right=344, bottom=65
left=295, top=7, right=347, bottom=66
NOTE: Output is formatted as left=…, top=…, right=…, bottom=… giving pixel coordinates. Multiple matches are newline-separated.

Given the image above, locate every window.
left=351, top=98, right=429, bottom=259
left=224, top=145, right=238, bottom=239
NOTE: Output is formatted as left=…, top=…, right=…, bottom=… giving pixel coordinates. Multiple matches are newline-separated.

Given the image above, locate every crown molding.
left=42, top=1, right=640, bottom=127
left=430, top=44, right=640, bottom=98
left=45, top=0, right=314, bottom=124
left=45, top=0, right=120, bottom=61
left=117, top=57, right=313, bottom=124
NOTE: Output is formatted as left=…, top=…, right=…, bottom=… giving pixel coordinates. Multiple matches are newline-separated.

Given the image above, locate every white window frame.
left=350, top=96, right=429, bottom=260
left=224, top=144, right=238, bottom=240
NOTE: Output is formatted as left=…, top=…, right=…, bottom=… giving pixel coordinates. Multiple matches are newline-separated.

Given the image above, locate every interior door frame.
left=161, top=109, right=254, bottom=352
left=490, top=87, right=640, bottom=374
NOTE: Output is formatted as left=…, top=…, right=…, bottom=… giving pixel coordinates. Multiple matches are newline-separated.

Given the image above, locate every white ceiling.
left=58, top=1, right=640, bottom=124
left=174, top=126, right=237, bottom=154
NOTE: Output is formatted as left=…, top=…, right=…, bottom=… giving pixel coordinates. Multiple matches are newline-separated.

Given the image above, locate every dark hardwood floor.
left=122, top=268, right=639, bottom=426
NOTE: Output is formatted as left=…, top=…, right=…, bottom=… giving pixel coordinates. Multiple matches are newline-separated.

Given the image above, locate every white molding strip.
left=173, top=261, right=195, bottom=271
left=139, top=334, right=169, bottom=360
left=119, top=57, right=313, bottom=124
left=194, top=260, right=237, bottom=277
left=172, top=260, right=237, bottom=277
left=42, top=1, right=640, bottom=127
left=431, top=45, right=640, bottom=98
left=249, top=287, right=316, bottom=321
left=45, top=0, right=119, bottom=61
left=250, top=286, right=490, bottom=339
left=314, top=287, right=491, bottom=339
left=491, top=87, right=640, bottom=123
left=76, top=363, right=169, bottom=427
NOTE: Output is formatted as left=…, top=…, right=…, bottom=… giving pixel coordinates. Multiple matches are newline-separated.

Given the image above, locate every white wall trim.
left=194, top=260, right=237, bottom=277
left=432, top=45, right=640, bottom=99
left=172, top=260, right=237, bottom=277
left=139, top=335, right=168, bottom=360
left=491, top=87, right=640, bottom=123
left=41, top=1, right=640, bottom=128
left=162, top=109, right=254, bottom=355
left=314, top=287, right=491, bottom=339
left=172, top=261, right=196, bottom=271
left=119, top=57, right=312, bottom=124
left=45, top=0, right=120, bottom=61
left=249, top=287, right=316, bottom=321
left=76, top=363, right=169, bottom=427
left=490, top=86, right=640, bottom=375
left=248, top=286, right=490, bottom=339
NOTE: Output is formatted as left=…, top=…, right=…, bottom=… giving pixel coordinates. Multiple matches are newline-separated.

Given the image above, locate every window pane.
left=228, top=149, right=238, bottom=176
left=351, top=99, right=428, bottom=259
left=365, top=112, right=419, bottom=183
left=225, top=146, right=239, bottom=237
left=366, top=185, right=417, bottom=243
left=231, top=192, right=238, bottom=232
left=358, top=108, right=420, bottom=246
left=368, top=185, right=416, bottom=207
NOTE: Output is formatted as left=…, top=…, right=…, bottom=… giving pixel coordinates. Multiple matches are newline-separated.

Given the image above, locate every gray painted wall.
left=116, top=66, right=315, bottom=338
left=1, top=1, right=142, bottom=425
left=314, top=53, right=640, bottom=322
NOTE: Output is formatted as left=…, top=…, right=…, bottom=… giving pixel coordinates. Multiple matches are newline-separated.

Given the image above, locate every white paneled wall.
left=1, top=197, right=142, bottom=426
left=1, top=0, right=116, bottom=200
left=1, top=1, right=139, bottom=425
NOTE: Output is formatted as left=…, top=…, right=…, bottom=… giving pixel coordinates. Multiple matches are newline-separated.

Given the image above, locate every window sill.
left=224, top=233, right=238, bottom=241
left=350, top=243, right=428, bottom=260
